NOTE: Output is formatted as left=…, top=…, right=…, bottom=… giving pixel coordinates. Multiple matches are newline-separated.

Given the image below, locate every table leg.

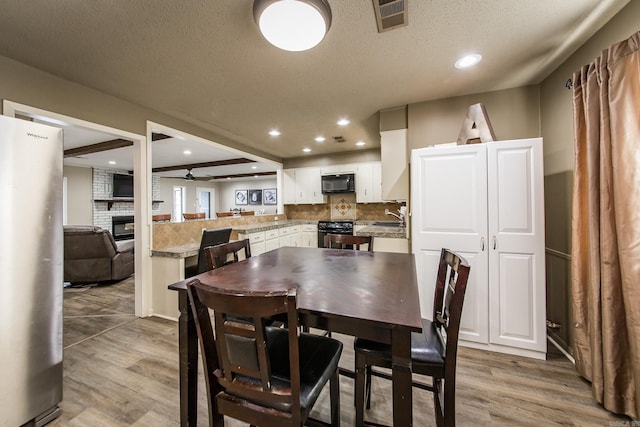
left=391, top=328, right=413, bottom=426
left=178, top=289, right=198, bottom=426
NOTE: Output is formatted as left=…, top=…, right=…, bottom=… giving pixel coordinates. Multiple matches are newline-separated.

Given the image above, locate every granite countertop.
left=151, top=243, right=200, bottom=258
left=355, top=221, right=407, bottom=239
left=234, top=219, right=314, bottom=234
left=152, top=219, right=407, bottom=258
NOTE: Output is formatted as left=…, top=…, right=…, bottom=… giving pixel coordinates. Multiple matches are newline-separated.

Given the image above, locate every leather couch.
left=64, top=225, right=134, bottom=283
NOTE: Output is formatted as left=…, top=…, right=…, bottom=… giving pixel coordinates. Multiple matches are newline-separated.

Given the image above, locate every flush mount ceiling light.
left=269, top=129, right=281, bottom=136
left=455, top=53, right=482, bottom=69
left=253, top=0, right=332, bottom=52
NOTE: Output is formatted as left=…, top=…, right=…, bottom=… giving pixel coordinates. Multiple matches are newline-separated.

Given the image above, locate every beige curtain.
left=571, top=31, right=640, bottom=419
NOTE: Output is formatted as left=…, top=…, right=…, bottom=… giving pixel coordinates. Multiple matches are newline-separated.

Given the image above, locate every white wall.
left=218, top=178, right=278, bottom=214
left=157, top=176, right=220, bottom=220
left=63, top=165, right=92, bottom=225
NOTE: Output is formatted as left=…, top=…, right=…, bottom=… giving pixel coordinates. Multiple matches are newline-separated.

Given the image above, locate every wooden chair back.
left=186, top=280, right=303, bottom=425
left=183, top=212, right=205, bottom=220
left=216, top=211, right=233, bottom=217
left=431, top=248, right=470, bottom=426
left=240, top=210, right=255, bottom=216
left=203, top=239, right=251, bottom=270
left=196, top=228, right=232, bottom=274
left=326, top=234, right=374, bottom=251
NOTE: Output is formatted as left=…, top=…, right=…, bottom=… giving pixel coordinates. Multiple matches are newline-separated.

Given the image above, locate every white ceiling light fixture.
left=253, top=0, right=332, bottom=52
left=303, top=147, right=311, bottom=153
left=337, top=118, right=350, bottom=126
left=183, top=150, right=192, bottom=155
left=355, top=140, right=366, bottom=146
left=455, top=53, right=482, bottom=69
left=315, top=136, right=325, bottom=142
left=269, top=129, right=281, bottom=136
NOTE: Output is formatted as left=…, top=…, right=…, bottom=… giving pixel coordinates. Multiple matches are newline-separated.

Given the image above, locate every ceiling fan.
left=184, top=168, right=195, bottom=181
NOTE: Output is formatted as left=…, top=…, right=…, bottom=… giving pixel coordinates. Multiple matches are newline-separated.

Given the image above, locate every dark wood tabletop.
left=169, top=246, right=422, bottom=426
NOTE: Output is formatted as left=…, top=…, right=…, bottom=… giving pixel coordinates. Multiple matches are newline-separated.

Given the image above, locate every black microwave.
left=321, top=173, right=355, bottom=194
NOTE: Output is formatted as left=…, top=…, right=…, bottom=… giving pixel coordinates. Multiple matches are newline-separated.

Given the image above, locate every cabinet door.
left=371, top=162, right=382, bottom=202
left=295, top=167, right=324, bottom=203
left=487, top=138, right=546, bottom=352
left=356, top=163, right=373, bottom=203
left=410, top=144, right=489, bottom=344
left=283, top=169, right=296, bottom=204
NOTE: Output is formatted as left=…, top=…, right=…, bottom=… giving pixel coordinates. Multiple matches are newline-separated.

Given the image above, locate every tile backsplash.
left=285, top=196, right=404, bottom=221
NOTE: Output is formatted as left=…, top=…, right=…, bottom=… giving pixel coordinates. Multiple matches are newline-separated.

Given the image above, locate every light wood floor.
left=53, top=277, right=630, bottom=426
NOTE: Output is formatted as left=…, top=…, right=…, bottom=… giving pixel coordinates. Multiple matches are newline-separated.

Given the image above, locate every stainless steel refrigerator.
left=0, top=115, right=64, bottom=426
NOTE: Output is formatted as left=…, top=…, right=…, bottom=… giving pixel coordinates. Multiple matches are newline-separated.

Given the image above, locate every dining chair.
left=185, top=228, right=232, bottom=278
left=325, top=234, right=374, bottom=251
left=186, top=280, right=343, bottom=427
left=353, top=248, right=471, bottom=427
left=216, top=211, right=234, bottom=217
left=203, top=239, right=251, bottom=270
left=240, top=210, right=255, bottom=216
left=183, top=212, right=206, bottom=220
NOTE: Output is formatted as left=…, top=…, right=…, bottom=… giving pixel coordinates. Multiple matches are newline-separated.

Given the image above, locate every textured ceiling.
left=0, top=0, right=629, bottom=166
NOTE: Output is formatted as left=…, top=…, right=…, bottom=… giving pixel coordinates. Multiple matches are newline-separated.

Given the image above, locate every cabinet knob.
left=493, top=236, right=497, bottom=250
left=481, top=237, right=485, bottom=251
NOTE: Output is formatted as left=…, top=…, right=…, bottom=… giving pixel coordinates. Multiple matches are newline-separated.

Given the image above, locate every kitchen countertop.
left=355, top=221, right=407, bottom=239
left=152, top=220, right=407, bottom=258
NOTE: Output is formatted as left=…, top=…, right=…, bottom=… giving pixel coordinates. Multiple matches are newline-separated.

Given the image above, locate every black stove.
left=317, top=220, right=354, bottom=247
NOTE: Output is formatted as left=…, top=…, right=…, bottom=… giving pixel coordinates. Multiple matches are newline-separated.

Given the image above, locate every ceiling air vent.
left=372, top=0, right=407, bottom=33
left=332, top=136, right=346, bottom=143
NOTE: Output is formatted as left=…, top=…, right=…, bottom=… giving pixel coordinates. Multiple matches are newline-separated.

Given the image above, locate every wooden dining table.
left=168, top=246, right=423, bottom=426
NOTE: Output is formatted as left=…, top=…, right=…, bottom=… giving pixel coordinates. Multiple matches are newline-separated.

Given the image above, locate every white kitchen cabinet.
left=301, top=224, right=318, bottom=247
left=356, top=162, right=382, bottom=203
left=239, top=231, right=266, bottom=256
left=321, top=163, right=357, bottom=175
left=283, top=169, right=297, bottom=204
left=288, top=225, right=302, bottom=247
left=283, top=167, right=326, bottom=204
left=410, top=138, right=546, bottom=359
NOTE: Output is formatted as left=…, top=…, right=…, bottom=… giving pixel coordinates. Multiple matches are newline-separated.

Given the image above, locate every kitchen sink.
left=372, top=221, right=405, bottom=227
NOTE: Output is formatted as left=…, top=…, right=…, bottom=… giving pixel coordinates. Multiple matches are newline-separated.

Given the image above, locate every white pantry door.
left=410, top=144, right=489, bottom=345
left=487, top=138, right=546, bottom=352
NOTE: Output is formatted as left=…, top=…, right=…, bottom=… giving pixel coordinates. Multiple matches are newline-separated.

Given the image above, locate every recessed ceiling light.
left=337, top=118, right=350, bottom=126
left=269, top=129, right=281, bottom=136
left=108, top=160, right=116, bottom=165
left=183, top=150, right=192, bottom=155
left=315, top=136, right=325, bottom=142
left=254, top=175, right=259, bottom=178
left=226, top=177, right=231, bottom=180
left=252, top=165, right=257, bottom=169
left=455, top=54, right=482, bottom=69
left=303, top=147, right=311, bottom=153
left=355, top=141, right=366, bottom=146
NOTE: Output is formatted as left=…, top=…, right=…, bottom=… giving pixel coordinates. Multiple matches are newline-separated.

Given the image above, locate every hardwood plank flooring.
left=53, top=277, right=632, bottom=426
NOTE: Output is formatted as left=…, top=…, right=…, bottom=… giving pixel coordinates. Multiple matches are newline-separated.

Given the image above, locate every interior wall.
left=63, top=165, right=92, bottom=225
left=284, top=148, right=380, bottom=169
left=218, top=178, right=278, bottom=214
left=407, top=85, right=541, bottom=149
left=157, top=177, right=220, bottom=220
left=0, top=56, right=279, bottom=163
left=539, top=1, right=640, bottom=354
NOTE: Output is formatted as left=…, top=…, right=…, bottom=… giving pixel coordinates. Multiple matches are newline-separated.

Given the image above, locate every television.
left=112, top=174, right=134, bottom=198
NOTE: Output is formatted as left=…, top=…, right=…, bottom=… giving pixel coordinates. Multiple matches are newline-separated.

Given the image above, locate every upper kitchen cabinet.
left=283, top=167, right=326, bottom=204
left=356, top=162, right=382, bottom=203
left=380, top=129, right=408, bottom=201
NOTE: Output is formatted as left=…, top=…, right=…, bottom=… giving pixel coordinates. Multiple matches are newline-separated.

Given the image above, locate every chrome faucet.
left=385, top=208, right=405, bottom=225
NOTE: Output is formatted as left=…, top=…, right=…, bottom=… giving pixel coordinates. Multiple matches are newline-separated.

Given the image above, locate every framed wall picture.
left=263, top=188, right=277, bottom=205
left=235, top=190, right=248, bottom=205
left=248, top=189, right=262, bottom=205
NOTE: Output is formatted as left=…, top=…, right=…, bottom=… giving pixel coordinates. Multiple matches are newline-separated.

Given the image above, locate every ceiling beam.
left=64, top=139, right=133, bottom=157
left=152, top=158, right=256, bottom=173
left=151, top=132, right=172, bottom=141
left=212, top=171, right=276, bottom=180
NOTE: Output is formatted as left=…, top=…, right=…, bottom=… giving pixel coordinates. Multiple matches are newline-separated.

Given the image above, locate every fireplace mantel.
left=94, top=198, right=163, bottom=210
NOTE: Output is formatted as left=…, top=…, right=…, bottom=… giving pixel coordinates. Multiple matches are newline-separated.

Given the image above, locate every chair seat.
left=354, top=318, right=444, bottom=371
left=232, top=326, right=343, bottom=412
